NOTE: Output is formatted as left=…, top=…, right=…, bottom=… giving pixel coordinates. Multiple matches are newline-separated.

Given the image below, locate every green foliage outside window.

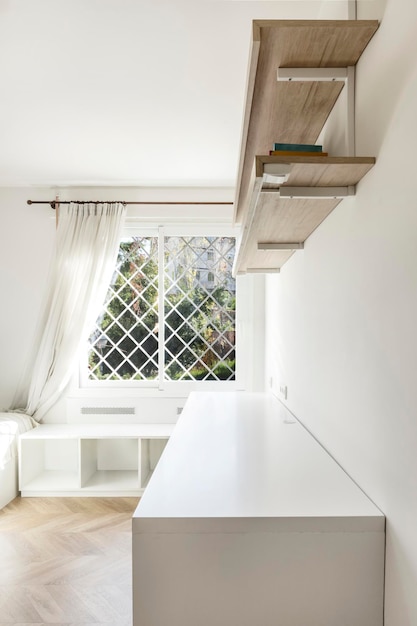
left=87, top=236, right=236, bottom=382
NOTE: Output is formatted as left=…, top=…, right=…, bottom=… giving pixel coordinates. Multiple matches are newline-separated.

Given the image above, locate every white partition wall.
left=132, top=392, right=385, bottom=626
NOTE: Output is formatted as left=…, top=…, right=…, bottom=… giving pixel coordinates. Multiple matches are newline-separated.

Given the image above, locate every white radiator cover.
left=66, top=397, right=182, bottom=424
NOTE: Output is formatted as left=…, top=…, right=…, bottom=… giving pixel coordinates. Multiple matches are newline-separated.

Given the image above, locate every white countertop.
left=133, top=392, right=383, bottom=529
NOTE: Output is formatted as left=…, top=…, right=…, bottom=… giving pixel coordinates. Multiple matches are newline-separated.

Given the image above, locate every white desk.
left=132, top=392, right=385, bottom=626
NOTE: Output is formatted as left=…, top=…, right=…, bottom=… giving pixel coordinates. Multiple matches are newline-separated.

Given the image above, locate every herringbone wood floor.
left=0, top=496, right=140, bottom=625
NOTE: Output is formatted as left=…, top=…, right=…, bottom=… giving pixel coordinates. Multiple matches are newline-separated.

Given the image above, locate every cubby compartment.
left=19, top=436, right=79, bottom=493
left=80, top=438, right=140, bottom=492
left=140, top=438, right=169, bottom=488
left=19, top=423, right=175, bottom=496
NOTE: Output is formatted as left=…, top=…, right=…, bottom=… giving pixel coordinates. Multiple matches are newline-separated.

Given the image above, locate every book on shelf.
left=269, top=150, right=328, bottom=157
left=272, top=142, right=323, bottom=152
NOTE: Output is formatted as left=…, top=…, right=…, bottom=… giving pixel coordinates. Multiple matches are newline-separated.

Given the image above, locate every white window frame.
left=77, top=222, right=255, bottom=396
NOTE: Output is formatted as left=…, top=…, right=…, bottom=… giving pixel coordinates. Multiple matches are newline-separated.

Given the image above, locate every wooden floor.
left=0, top=496, right=140, bottom=626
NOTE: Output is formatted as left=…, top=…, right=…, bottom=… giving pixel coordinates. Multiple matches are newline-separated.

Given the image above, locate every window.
left=86, top=232, right=237, bottom=385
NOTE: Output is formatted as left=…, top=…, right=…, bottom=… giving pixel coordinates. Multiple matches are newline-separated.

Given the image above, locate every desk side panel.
left=133, top=527, right=385, bottom=626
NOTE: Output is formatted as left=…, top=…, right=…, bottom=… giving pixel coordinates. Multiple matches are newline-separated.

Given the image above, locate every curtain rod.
left=27, top=199, right=233, bottom=210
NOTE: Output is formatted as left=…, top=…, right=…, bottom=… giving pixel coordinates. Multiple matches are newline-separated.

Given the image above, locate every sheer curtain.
left=12, top=202, right=126, bottom=421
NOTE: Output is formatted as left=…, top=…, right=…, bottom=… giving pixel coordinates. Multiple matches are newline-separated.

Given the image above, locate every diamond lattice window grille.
left=88, top=236, right=159, bottom=381
left=163, top=236, right=236, bottom=381
left=87, top=235, right=236, bottom=382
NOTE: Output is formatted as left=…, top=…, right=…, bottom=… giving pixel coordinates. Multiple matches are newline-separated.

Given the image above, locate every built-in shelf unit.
left=19, top=423, right=174, bottom=497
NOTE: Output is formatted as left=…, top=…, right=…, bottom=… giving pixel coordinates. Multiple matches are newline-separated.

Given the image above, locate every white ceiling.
left=0, top=0, right=329, bottom=190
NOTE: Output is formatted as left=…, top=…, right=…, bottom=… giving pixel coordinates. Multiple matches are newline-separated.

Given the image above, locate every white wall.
left=0, top=0, right=351, bottom=415
left=0, top=0, right=336, bottom=415
left=265, top=0, right=417, bottom=624
left=0, top=0, right=328, bottom=189
left=0, top=188, right=56, bottom=411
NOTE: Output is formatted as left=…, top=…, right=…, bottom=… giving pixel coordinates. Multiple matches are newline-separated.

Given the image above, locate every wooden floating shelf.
left=233, top=19, right=379, bottom=275
left=235, top=155, right=375, bottom=273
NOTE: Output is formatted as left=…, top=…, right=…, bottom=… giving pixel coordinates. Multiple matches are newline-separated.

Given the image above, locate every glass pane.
left=87, top=236, right=159, bottom=381
left=163, top=236, right=236, bottom=381
left=86, top=234, right=236, bottom=383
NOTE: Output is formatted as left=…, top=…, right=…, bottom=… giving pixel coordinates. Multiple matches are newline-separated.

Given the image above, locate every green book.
left=273, top=142, right=323, bottom=152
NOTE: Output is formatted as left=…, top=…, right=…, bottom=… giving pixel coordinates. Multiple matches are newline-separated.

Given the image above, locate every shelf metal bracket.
left=277, top=66, right=356, bottom=156
left=246, top=267, right=280, bottom=273
left=258, top=242, right=304, bottom=251
left=277, top=68, right=348, bottom=82
left=261, top=186, right=355, bottom=199
left=348, top=0, right=357, bottom=20
left=278, top=186, right=355, bottom=199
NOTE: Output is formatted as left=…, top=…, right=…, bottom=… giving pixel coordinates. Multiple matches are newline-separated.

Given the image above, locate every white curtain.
left=12, top=202, right=126, bottom=421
